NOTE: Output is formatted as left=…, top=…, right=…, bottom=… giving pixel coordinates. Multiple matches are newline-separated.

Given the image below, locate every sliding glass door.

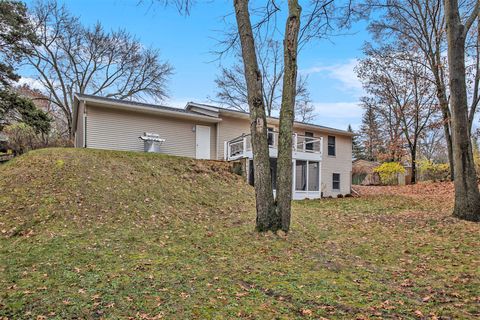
left=295, top=160, right=320, bottom=192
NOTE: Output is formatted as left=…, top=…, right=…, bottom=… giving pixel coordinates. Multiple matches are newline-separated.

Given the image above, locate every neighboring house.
left=352, top=159, right=381, bottom=185
left=352, top=159, right=412, bottom=186
left=15, top=85, right=69, bottom=138
left=73, top=93, right=353, bottom=199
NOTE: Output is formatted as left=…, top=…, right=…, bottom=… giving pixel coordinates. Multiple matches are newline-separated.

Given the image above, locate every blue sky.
left=23, top=0, right=372, bottom=130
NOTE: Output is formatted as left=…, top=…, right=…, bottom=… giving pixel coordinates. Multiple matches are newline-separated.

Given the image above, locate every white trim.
left=195, top=125, right=211, bottom=159
left=83, top=113, right=87, bottom=148
left=74, top=94, right=221, bottom=124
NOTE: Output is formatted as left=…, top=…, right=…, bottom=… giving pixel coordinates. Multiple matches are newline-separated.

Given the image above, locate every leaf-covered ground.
left=0, top=149, right=479, bottom=319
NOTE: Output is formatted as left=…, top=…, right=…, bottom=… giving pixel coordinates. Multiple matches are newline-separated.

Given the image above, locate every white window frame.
left=332, top=173, right=341, bottom=191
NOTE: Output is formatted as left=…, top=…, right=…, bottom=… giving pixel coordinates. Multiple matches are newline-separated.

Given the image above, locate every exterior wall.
left=85, top=105, right=216, bottom=159
left=210, top=124, right=217, bottom=160
left=216, top=116, right=250, bottom=160
left=218, top=115, right=353, bottom=197
left=80, top=103, right=352, bottom=196
left=74, top=101, right=85, bottom=148
left=291, top=128, right=352, bottom=197
left=319, top=134, right=352, bottom=197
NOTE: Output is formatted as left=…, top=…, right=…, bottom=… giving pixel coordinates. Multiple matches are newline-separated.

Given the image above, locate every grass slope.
left=0, top=149, right=479, bottom=319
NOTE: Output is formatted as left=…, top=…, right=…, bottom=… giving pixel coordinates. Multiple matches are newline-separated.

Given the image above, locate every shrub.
left=3, top=123, right=40, bottom=155
left=337, top=194, right=344, bottom=198
left=417, top=159, right=450, bottom=182
left=374, top=162, right=405, bottom=185
left=2, top=123, right=72, bottom=155
left=231, top=162, right=243, bottom=176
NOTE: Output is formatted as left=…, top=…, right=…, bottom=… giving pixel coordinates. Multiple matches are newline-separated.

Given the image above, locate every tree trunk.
left=432, top=51, right=455, bottom=180
left=233, top=0, right=277, bottom=230
left=67, top=116, right=73, bottom=141
left=411, top=143, right=417, bottom=184
left=444, top=119, right=454, bottom=181
left=445, top=0, right=480, bottom=222
left=436, top=88, right=454, bottom=180
left=276, top=0, right=301, bottom=233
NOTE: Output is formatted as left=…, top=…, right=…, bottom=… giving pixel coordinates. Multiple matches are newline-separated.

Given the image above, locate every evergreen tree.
left=347, top=124, right=365, bottom=160
left=0, top=0, right=36, bottom=85
left=0, top=90, right=50, bottom=134
left=0, top=1, right=50, bottom=134
left=358, top=99, right=382, bottom=161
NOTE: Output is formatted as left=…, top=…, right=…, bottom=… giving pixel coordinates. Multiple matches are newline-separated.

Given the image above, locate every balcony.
left=225, top=131, right=323, bottom=161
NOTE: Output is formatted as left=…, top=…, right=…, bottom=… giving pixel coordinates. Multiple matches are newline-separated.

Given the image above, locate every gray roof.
left=73, top=94, right=352, bottom=136
left=187, top=102, right=353, bottom=136
left=75, top=93, right=190, bottom=114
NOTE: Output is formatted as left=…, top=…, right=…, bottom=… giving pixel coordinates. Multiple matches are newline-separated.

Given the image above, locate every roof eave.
left=217, top=108, right=353, bottom=137
left=74, top=94, right=221, bottom=124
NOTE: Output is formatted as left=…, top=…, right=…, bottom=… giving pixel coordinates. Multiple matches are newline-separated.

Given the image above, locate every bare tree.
left=418, top=124, right=448, bottom=162
left=233, top=0, right=278, bottom=231
left=357, top=46, right=439, bottom=182
left=444, top=0, right=480, bottom=221
left=366, top=0, right=451, bottom=178
left=365, top=0, right=480, bottom=181
left=212, top=40, right=315, bottom=122
left=212, top=40, right=283, bottom=115
left=157, top=0, right=353, bottom=232
left=231, top=0, right=354, bottom=232
left=276, top=0, right=302, bottom=232
left=26, top=1, right=173, bottom=139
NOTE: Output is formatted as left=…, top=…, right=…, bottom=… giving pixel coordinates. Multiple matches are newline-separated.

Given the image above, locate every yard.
left=0, top=149, right=479, bottom=319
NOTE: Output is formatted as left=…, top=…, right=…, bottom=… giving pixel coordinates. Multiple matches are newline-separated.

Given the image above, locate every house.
left=72, top=93, right=353, bottom=199
left=352, top=159, right=413, bottom=186
left=352, top=159, right=381, bottom=185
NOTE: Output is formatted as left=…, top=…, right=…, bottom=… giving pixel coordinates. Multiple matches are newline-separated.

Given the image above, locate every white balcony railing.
left=225, top=131, right=323, bottom=161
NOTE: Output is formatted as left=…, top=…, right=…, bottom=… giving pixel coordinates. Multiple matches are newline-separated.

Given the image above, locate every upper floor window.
left=328, top=135, right=336, bottom=156
left=305, top=132, right=314, bottom=151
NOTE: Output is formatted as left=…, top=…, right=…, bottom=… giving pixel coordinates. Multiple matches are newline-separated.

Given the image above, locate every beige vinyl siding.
left=292, top=128, right=352, bottom=197
left=74, top=101, right=85, bottom=148
left=319, top=134, right=352, bottom=197
left=216, top=116, right=250, bottom=160
left=210, top=124, right=217, bottom=159
left=86, top=105, right=216, bottom=159
left=217, top=117, right=352, bottom=195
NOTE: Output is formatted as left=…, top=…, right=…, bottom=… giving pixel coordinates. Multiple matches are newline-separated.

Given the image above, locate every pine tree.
left=348, top=124, right=365, bottom=160
left=0, top=1, right=50, bottom=135
left=358, top=100, right=381, bottom=161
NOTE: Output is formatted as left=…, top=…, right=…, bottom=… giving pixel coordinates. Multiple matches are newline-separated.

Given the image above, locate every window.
left=296, top=160, right=319, bottom=192
left=305, top=132, right=314, bottom=151
left=267, top=127, right=275, bottom=146
left=328, top=136, right=336, bottom=156
left=308, top=161, right=319, bottom=191
left=332, top=173, right=340, bottom=190
left=295, top=160, right=307, bottom=191
left=270, top=158, right=277, bottom=190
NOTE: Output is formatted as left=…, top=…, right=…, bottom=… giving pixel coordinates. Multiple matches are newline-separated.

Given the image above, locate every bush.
left=3, top=123, right=40, bottom=155
left=417, top=159, right=450, bottom=182
left=374, top=162, right=405, bottom=185
left=2, top=123, right=72, bottom=155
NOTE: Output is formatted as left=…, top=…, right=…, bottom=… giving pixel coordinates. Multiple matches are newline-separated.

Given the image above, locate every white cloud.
left=301, top=59, right=363, bottom=94
left=17, top=77, right=45, bottom=91
left=310, top=101, right=362, bottom=130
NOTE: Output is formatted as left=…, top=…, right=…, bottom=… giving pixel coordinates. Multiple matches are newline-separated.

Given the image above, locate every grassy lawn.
left=0, top=149, right=479, bottom=319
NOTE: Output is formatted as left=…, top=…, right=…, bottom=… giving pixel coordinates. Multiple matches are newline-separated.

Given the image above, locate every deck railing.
left=225, top=131, right=323, bottom=160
